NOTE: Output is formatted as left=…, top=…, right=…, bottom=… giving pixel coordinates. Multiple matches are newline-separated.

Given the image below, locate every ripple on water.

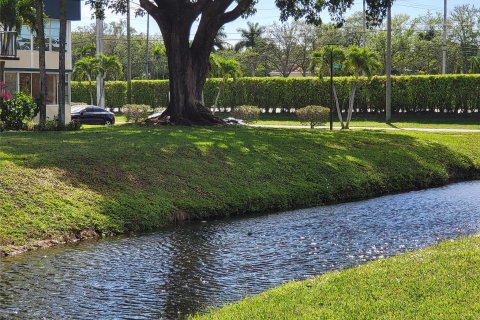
left=1, top=181, right=480, bottom=319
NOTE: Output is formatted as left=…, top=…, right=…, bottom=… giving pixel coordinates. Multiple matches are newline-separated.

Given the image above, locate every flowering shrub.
left=0, top=86, right=38, bottom=130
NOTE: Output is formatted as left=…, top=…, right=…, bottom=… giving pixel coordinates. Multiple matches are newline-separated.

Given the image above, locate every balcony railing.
left=0, top=31, right=18, bottom=60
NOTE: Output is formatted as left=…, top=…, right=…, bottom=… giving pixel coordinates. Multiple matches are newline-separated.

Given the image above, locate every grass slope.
left=0, top=126, right=479, bottom=253
left=191, top=235, right=480, bottom=320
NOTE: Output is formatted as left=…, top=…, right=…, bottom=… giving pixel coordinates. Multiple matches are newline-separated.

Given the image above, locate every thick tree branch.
left=221, top=0, right=254, bottom=24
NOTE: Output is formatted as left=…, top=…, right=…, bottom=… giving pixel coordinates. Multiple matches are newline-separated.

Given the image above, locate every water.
left=1, top=181, right=480, bottom=319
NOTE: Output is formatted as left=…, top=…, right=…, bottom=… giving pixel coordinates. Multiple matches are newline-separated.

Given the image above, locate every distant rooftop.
left=44, top=0, right=82, bottom=21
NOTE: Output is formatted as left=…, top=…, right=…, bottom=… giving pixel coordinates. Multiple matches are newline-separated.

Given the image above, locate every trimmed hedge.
left=71, top=75, right=480, bottom=114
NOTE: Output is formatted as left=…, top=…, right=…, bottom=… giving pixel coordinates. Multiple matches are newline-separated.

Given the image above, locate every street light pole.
left=442, top=0, right=447, bottom=74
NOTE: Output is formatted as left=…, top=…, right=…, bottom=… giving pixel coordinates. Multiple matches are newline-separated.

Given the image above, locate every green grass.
left=216, top=112, right=480, bottom=129
left=0, top=125, right=479, bottom=254
left=191, top=235, right=480, bottom=320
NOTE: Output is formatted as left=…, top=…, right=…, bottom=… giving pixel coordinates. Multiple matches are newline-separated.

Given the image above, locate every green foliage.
left=310, top=45, right=346, bottom=78
left=123, top=104, right=151, bottom=123
left=0, top=91, right=38, bottom=130
left=72, top=75, right=480, bottom=114
left=131, top=80, right=169, bottom=110
left=296, top=106, right=330, bottom=128
left=231, top=105, right=261, bottom=123
left=209, top=54, right=243, bottom=79
left=33, top=120, right=82, bottom=132
left=71, top=81, right=127, bottom=109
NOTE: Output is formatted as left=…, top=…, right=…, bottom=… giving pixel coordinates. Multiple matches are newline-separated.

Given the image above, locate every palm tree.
left=96, top=53, right=123, bottom=106
left=213, top=27, right=229, bottom=52
left=310, top=45, right=346, bottom=128
left=344, top=46, right=381, bottom=129
left=33, top=0, right=47, bottom=123
left=234, top=22, right=265, bottom=52
left=73, top=56, right=99, bottom=105
left=58, top=0, right=67, bottom=126
left=469, top=55, right=480, bottom=74
left=209, top=54, right=242, bottom=112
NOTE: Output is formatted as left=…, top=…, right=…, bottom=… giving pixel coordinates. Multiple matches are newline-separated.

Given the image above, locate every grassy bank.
left=192, top=235, right=480, bottom=319
left=0, top=126, right=479, bottom=254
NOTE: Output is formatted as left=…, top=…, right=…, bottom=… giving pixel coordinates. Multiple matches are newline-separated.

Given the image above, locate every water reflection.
left=1, top=181, right=480, bottom=319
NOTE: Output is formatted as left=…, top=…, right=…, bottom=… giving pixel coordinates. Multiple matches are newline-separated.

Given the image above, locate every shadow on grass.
left=0, top=125, right=478, bottom=241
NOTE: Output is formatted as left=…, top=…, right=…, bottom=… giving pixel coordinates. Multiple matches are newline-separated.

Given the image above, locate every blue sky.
left=72, top=0, right=479, bottom=42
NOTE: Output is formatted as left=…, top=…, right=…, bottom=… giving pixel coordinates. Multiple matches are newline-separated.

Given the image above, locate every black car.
left=71, top=105, right=115, bottom=125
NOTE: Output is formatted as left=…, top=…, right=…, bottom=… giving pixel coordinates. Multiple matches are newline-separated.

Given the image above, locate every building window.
left=4, top=73, right=17, bottom=94
left=33, top=20, right=66, bottom=52
left=18, top=26, right=32, bottom=50
left=51, top=21, right=60, bottom=52
left=18, top=73, right=59, bottom=105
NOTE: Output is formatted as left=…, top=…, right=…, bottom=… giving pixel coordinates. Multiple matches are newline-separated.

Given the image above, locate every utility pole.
left=96, top=18, right=105, bottom=108
left=127, top=0, right=132, bottom=104
left=362, top=0, right=367, bottom=47
left=145, top=14, right=150, bottom=79
left=330, top=49, right=333, bottom=131
left=442, top=0, right=447, bottom=74
left=385, top=2, right=392, bottom=123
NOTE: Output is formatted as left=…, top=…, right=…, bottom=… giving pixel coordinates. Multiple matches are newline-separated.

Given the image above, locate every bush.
left=231, top=105, right=262, bottom=123
left=0, top=91, right=38, bottom=130
left=296, top=106, right=330, bottom=128
left=33, top=119, right=82, bottom=131
left=123, top=104, right=151, bottom=123
left=72, top=75, right=480, bottom=115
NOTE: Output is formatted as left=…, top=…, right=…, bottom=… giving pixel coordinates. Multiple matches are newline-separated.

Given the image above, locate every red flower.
left=0, top=81, right=12, bottom=101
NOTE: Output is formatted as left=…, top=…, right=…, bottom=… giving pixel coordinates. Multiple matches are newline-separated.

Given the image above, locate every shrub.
left=33, top=119, right=82, bottom=132
left=0, top=91, right=38, bottom=130
left=296, top=105, right=330, bottom=128
left=72, top=75, right=480, bottom=115
left=123, top=104, right=151, bottom=123
left=231, top=105, right=262, bottom=123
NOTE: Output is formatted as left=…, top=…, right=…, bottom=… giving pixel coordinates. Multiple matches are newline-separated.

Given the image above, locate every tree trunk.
left=139, top=0, right=253, bottom=125
left=0, top=61, right=5, bottom=83
left=345, top=84, right=357, bottom=129
left=58, top=0, right=67, bottom=126
left=159, top=27, right=223, bottom=125
left=36, top=0, right=47, bottom=124
left=332, top=85, right=344, bottom=129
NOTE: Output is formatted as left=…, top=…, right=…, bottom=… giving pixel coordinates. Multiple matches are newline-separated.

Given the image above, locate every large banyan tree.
left=88, top=0, right=393, bottom=125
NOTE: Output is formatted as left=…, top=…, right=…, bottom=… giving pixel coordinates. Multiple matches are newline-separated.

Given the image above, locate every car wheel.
left=104, top=119, right=113, bottom=126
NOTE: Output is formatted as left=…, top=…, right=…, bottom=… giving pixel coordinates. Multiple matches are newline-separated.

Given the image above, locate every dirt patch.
left=0, top=228, right=100, bottom=257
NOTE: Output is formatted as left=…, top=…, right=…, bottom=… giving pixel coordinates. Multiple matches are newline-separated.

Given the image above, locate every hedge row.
left=71, top=75, right=480, bottom=113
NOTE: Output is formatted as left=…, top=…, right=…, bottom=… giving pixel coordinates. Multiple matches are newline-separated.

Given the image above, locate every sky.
left=72, top=0, right=479, bottom=43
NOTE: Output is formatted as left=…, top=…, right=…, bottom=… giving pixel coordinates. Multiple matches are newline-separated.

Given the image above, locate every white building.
left=3, top=0, right=81, bottom=122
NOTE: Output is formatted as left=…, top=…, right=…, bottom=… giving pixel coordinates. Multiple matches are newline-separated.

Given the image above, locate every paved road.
left=250, top=124, right=480, bottom=133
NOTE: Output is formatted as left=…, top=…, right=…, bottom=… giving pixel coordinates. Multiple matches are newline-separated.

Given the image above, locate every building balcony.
left=0, top=31, right=18, bottom=60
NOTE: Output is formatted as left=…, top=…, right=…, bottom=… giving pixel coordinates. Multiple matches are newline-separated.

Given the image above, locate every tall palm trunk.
left=58, top=0, right=67, bottom=126
left=35, top=0, right=47, bottom=124
left=332, top=85, right=344, bottom=129
left=345, top=83, right=357, bottom=129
